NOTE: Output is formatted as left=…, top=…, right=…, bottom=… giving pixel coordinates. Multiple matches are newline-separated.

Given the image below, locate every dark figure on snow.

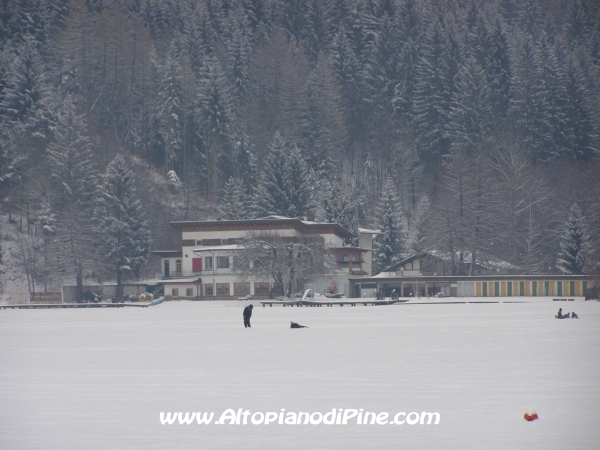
left=243, top=304, right=253, bottom=328
left=572, top=312, right=579, bottom=319
left=290, top=321, right=308, bottom=328
left=557, top=308, right=564, bottom=319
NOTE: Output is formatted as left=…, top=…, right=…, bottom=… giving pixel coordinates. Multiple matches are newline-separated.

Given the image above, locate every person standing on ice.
left=243, top=304, right=253, bottom=328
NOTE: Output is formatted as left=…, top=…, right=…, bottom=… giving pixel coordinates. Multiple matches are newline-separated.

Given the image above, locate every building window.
left=205, top=284, right=214, bottom=296
left=186, top=288, right=194, bottom=297
left=205, top=256, right=213, bottom=270
left=217, top=256, right=230, bottom=269
left=216, top=283, right=230, bottom=296
left=172, top=288, right=179, bottom=297
left=254, top=282, right=270, bottom=296
left=234, top=283, right=250, bottom=297
left=196, top=240, right=202, bottom=246
left=232, top=257, right=250, bottom=269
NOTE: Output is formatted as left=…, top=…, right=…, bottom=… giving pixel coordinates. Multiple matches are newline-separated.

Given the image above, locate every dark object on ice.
left=82, top=291, right=101, bottom=303
left=571, top=312, right=579, bottom=319
left=324, top=291, right=343, bottom=299
left=524, top=412, right=538, bottom=421
left=243, top=304, right=253, bottom=328
left=290, top=321, right=308, bottom=328
left=555, top=308, right=571, bottom=319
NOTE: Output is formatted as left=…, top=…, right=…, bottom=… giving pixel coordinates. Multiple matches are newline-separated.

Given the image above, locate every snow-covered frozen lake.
left=1, top=299, right=599, bottom=449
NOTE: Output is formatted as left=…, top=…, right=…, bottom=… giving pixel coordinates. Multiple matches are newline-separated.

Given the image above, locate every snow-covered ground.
left=1, top=299, right=599, bottom=449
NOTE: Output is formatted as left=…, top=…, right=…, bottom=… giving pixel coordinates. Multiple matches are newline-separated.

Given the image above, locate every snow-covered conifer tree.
left=254, top=132, right=291, bottom=217
left=219, top=177, right=251, bottom=220
left=96, top=155, right=151, bottom=298
left=225, top=5, right=253, bottom=101
left=302, top=54, right=345, bottom=181
left=46, top=97, right=98, bottom=300
left=231, top=127, right=257, bottom=194
left=314, top=179, right=359, bottom=246
left=0, top=35, right=51, bottom=132
left=373, top=176, right=405, bottom=274
left=408, top=195, right=430, bottom=254
left=152, top=43, right=185, bottom=171
left=446, top=57, right=492, bottom=153
left=196, top=54, right=235, bottom=200
left=285, top=145, right=312, bottom=218
left=0, top=36, right=52, bottom=188
left=557, top=204, right=589, bottom=274
left=563, top=54, right=599, bottom=160
left=412, top=12, right=454, bottom=168
left=488, top=20, right=511, bottom=118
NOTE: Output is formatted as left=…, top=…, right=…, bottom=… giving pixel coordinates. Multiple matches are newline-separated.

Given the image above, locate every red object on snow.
left=524, top=413, right=539, bottom=421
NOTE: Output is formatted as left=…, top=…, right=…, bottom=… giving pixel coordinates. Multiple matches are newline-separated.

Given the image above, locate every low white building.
left=151, top=216, right=375, bottom=299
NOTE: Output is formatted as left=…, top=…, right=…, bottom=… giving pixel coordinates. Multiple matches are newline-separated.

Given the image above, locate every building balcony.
left=162, top=269, right=231, bottom=279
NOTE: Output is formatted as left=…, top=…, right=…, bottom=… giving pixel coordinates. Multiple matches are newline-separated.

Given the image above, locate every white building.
left=151, top=216, right=375, bottom=299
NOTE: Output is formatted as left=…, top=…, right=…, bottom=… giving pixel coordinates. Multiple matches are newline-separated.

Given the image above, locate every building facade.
left=350, top=254, right=595, bottom=299
left=151, top=216, right=374, bottom=299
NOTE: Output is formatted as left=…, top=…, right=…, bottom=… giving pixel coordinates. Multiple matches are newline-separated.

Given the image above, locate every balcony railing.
left=162, top=265, right=369, bottom=280
left=162, top=269, right=231, bottom=279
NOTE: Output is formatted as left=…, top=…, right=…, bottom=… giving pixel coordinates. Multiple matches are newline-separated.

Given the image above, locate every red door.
left=192, top=258, right=202, bottom=273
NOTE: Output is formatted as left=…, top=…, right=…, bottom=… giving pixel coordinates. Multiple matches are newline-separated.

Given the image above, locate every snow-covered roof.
left=371, top=272, right=399, bottom=278
left=260, top=215, right=292, bottom=220
left=149, top=250, right=182, bottom=257
left=160, top=277, right=203, bottom=284
left=358, top=227, right=382, bottom=234
left=330, top=246, right=373, bottom=252
left=170, top=217, right=354, bottom=238
left=192, top=245, right=241, bottom=253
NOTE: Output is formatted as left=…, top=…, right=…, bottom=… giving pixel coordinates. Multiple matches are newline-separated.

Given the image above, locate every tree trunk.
left=76, top=263, right=84, bottom=302
left=116, top=268, right=123, bottom=299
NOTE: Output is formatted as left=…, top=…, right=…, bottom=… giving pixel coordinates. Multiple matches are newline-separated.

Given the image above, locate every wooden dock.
left=260, top=299, right=409, bottom=307
left=0, top=302, right=151, bottom=310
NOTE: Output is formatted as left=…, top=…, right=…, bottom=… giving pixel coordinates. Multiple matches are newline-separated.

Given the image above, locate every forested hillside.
left=1, top=0, right=599, bottom=292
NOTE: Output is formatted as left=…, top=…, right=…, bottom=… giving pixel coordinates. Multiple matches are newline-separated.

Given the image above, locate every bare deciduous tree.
left=11, top=230, right=44, bottom=294
left=232, top=231, right=335, bottom=297
left=489, top=133, right=554, bottom=272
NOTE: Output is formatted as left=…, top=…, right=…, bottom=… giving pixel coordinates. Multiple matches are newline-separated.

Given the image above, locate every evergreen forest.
left=1, top=0, right=599, bottom=292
